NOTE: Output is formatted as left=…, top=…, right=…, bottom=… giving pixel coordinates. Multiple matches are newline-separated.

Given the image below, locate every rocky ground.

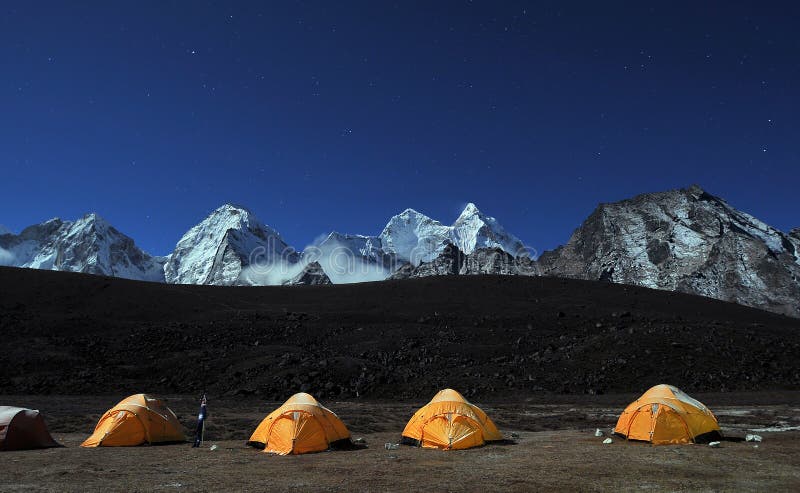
left=1, top=267, right=798, bottom=400
left=1, top=267, right=799, bottom=491
left=0, top=393, right=799, bottom=492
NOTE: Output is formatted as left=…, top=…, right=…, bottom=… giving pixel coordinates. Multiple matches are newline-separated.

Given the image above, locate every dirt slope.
left=1, top=267, right=798, bottom=399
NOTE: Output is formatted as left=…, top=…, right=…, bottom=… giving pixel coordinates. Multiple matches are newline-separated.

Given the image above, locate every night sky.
left=1, top=1, right=797, bottom=256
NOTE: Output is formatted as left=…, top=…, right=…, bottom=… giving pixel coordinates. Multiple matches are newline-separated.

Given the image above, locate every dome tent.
left=247, top=393, right=352, bottom=455
left=614, top=384, right=722, bottom=445
left=81, top=394, right=185, bottom=447
left=0, top=406, right=60, bottom=451
left=401, top=388, right=503, bottom=450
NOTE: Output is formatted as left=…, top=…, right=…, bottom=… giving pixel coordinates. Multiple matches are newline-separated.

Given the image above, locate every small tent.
left=0, top=406, right=60, bottom=451
left=614, top=384, right=722, bottom=445
left=81, top=394, right=185, bottom=447
left=402, top=388, right=503, bottom=450
left=247, top=393, right=351, bottom=455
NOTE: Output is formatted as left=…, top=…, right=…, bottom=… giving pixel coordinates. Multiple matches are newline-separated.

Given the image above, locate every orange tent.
left=81, top=394, right=185, bottom=447
left=0, top=406, right=60, bottom=451
left=247, top=393, right=351, bottom=455
left=614, top=384, right=722, bottom=445
left=402, top=388, right=503, bottom=450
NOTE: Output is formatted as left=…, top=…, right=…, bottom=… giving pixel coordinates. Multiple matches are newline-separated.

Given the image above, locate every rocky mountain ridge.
left=1, top=186, right=797, bottom=316
left=537, top=185, right=800, bottom=317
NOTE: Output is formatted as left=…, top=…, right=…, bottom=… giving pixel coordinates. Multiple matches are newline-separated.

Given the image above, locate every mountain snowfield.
left=1, top=186, right=798, bottom=316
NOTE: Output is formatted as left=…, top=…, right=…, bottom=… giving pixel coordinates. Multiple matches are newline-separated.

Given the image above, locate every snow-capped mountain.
left=537, top=185, right=800, bottom=317
left=299, top=203, right=526, bottom=281
left=451, top=203, right=527, bottom=257
left=0, top=214, right=164, bottom=281
left=3, top=189, right=796, bottom=317
left=378, top=208, right=452, bottom=264
left=164, top=204, right=298, bottom=285
left=377, top=203, right=527, bottom=265
left=313, top=232, right=389, bottom=266
left=303, top=232, right=394, bottom=284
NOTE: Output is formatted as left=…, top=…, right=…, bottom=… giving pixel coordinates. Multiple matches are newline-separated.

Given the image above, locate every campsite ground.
left=2, top=268, right=800, bottom=490
left=1, top=393, right=799, bottom=492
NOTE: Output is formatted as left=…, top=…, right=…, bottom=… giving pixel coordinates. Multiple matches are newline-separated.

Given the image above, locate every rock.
left=708, top=441, right=721, bottom=448
left=384, top=442, right=399, bottom=450
left=353, top=437, right=367, bottom=445
left=209, top=444, right=218, bottom=451
left=283, top=262, right=332, bottom=286
left=390, top=244, right=538, bottom=279
left=602, top=438, right=613, bottom=444
left=746, top=434, right=762, bottom=442
left=536, top=185, right=800, bottom=317
left=594, top=428, right=604, bottom=437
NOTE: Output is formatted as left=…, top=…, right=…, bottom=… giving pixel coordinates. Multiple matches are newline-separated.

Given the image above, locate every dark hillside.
left=1, top=266, right=797, bottom=398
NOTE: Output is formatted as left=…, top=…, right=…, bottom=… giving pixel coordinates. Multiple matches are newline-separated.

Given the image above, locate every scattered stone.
left=594, top=428, right=604, bottom=437
left=708, top=441, right=721, bottom=448
left=384, top=443, right=399, bottom=450
left=745, top=434, right=762, bottom=442
left=509, top=432, right=520, bottom=439
left=602, top=438, right=613, bottom=444
left=209, top=444, right=218, bottom=451
left=353, top=437, right=367, bottom=445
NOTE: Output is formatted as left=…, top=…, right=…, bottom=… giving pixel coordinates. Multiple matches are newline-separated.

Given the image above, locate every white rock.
left=602, top=438, right=613, bottom=444
left=594, top=428, right=604, bottom=437
left=209, top=444, right=218, bottom=451
left=708, top=441, right=721, bottom=448
left=745, top=434, right=762, bottom=442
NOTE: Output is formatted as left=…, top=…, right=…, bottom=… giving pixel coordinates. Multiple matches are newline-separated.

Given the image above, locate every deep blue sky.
left=1, top=1, right=798, bottom=256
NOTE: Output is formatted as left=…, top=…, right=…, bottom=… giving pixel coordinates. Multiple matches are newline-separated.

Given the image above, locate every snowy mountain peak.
left=375, top=203, right=527, bottom=265
left=379, top=208, right=451, bottom=265
left=457, top=202, right=481, bottom=219
left=164, top=203, right=295, bottom=285
left=0, top=213, right=164, bottom=281
left=202, top=203, right=269, bottom=233
left=451, top=203, right=527, bottom=257
left=74, top=212, right=111, bottom=230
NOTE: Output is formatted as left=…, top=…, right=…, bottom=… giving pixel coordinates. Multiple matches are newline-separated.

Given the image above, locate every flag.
left=192, top=394, right=208, bottom=447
